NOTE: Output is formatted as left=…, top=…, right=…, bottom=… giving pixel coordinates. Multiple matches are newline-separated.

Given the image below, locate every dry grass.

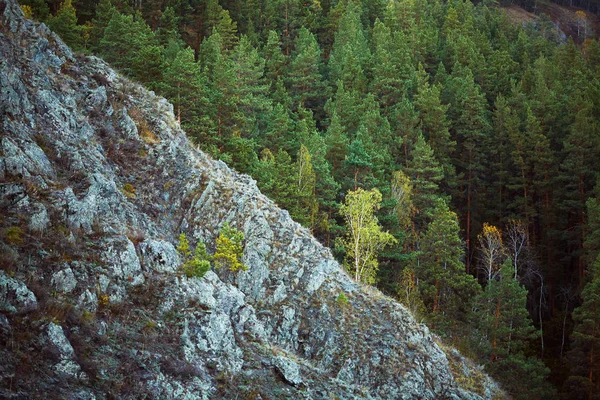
left=128, top=107, right=160, bottom=145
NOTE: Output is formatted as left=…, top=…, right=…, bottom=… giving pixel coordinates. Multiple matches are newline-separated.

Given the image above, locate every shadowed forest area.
left=18, top=0, right=600, bottom=398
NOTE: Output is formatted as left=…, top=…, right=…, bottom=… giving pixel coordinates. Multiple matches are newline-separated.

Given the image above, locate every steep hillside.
left=0, top=0, right=503, bottom=398
left=501, top=1, right=599, bottom=41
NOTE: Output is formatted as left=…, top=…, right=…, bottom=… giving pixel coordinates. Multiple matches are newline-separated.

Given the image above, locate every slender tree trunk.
left=589, top=343, right=594, bottom=400
left=560, top=297, right=569, bottom=359
left=433, top=279, right=439, bottom=313
left=177, top=82, right=181, bottom=123
left=492, top=297, right=502, bottom=362
left=539, top=277, right=545, bottom=357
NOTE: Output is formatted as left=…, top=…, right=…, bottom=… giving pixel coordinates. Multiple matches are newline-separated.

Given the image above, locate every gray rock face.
left=0, top=1, right=505, bottom=399
left=0, top=271, right=37, bottom=314
left=139, top=239, right=180, bottom=273
left=46, top=322, right=86, bottom=380
left=273, top=356, right=303, bottom=386
left=52, top=268, right=78, bottom=293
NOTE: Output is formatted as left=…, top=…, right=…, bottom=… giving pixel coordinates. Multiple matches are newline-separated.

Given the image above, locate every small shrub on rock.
left=183, top=258, right=211, bottom=278
left=4, top=226, right=25, bottom=245
left=336, top=292, right=348, bottom=307
left=122, top=183, right=136, bottom=199
left=177, top=233, right=211, bottom=278
left=213, top=223, right=247, bottom=272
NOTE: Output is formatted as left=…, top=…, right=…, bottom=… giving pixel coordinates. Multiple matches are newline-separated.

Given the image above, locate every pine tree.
left=156, top=6, right=182, bottom=47
left=490, top=94, right=520, bottom=224
left=564, top=184, right=600, bottom=400
left=158, top=47, right=205, bottom=126
left=262, top=103, right=295, bottom=152
left=564, top=254, right=600, bottom=399
left=559, top=100, right=600, bottom=284
left=47, top=0, right=83, bottom=50
left=98, top=10, right=158, bottom=79
left=263, top=30, right=287, bottom=91
left=413, top=64, right=455, bottom=182
left=404, top=133, right=444, bottom=226
left=213, top=222, right=247, bottom=272
left=296, top=144, right=319, bottom=229
left=325, top=111, right=349, bottom=186
left=328, top=0, right=370, bottom=94
left=287, top=27, right=327, bottom=115
left=198, top=31, right=243, bottom=155
left=89, top=0, right=115, bottom=51
left=370, top=19, right=407, bottom=109
left=447, top=64, right=490, bottom=273
left=418, top=198, right=480, bottom=332
left=471, top=260, right=555, bottom=400
left=346, top=126, right=374, bottom=190
left=230, top=35, right=271, bottom=135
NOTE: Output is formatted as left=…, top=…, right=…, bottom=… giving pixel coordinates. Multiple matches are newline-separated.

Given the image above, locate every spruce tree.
left=287, top=27, right=327, bottom=115
left=418, top=198, right=480, bottom=332
left=471, top=260, right=555, bottom=400
left=47, top=0, right=83, bottom=50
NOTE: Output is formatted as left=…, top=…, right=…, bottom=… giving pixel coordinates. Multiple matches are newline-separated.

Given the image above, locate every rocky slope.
left=0, top=1, right=504, bottom=398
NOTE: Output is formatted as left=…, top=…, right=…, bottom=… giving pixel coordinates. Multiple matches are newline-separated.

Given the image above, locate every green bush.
left=336, top=292, right=348, bottom=307
left=213, top=223, right=247, bottom=272
left=177, top=233, right=211, bottom=279
left=183, top=258, right=211, bottom=278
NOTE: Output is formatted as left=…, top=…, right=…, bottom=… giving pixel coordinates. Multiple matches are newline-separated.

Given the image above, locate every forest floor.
left=501, top=0, right=600, bottom=41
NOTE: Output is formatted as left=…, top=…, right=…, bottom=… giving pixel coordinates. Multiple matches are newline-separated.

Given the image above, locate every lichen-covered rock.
left=0, top=1, right=506, bottom=398
left=273, top=356, right=303, bottom=386
left=101, top=237, right=144, bottom=286
left=47, top=322, right=75, bottom=359
left=46, top=323, right=86, bottom=380
left=0, top=271, right=37, bottom=314
left=52, top=268, right=77, bottom=293
left=139, top=239, right=180, bottom=273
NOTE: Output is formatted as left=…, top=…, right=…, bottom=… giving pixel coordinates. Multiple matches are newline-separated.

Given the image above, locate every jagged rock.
left=146, top=372, right=213, bottom=400
left=52, top=268, right=77, bottom=293
left=46, top=322, right=86, bottom=380
left=0, top=271, right=37, bottom=314
left=119, top=108, right=139, bottom=140
left=101, top=237, right=144, bottom=285
left=46, top=322, right=75, bottom=359
left=273, top=356, right=303, bottom=386
left=139, top=239, right=180, bottom=273
left=78, top=289, right=98, bottom=312
left=29, top=203, right=50, bottom=232
left=85, top=86, right=111, bottom=115
left=0, top=1, right=506, bottom=398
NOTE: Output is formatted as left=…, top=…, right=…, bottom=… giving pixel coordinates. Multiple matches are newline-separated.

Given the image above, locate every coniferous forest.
left=19, top=0, right=600, bottom=398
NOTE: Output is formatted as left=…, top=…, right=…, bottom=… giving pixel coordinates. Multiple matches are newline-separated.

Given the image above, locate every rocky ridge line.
left=0, top=1, right=503, bottom=398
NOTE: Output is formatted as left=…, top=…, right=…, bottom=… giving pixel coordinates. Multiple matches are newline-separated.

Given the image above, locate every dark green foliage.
left=46, top=0, right=83, bottom=50
left=287, top=27, right=327, bottom=115
left=98, top=10, right=159, bottom=81
left=470, top=260, right=556, bottom=399
left=417, top=198, right=480, bottom=331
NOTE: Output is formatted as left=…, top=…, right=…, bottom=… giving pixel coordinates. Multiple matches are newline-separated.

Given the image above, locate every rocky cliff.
left=0, top=1, right=504, bottom=398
